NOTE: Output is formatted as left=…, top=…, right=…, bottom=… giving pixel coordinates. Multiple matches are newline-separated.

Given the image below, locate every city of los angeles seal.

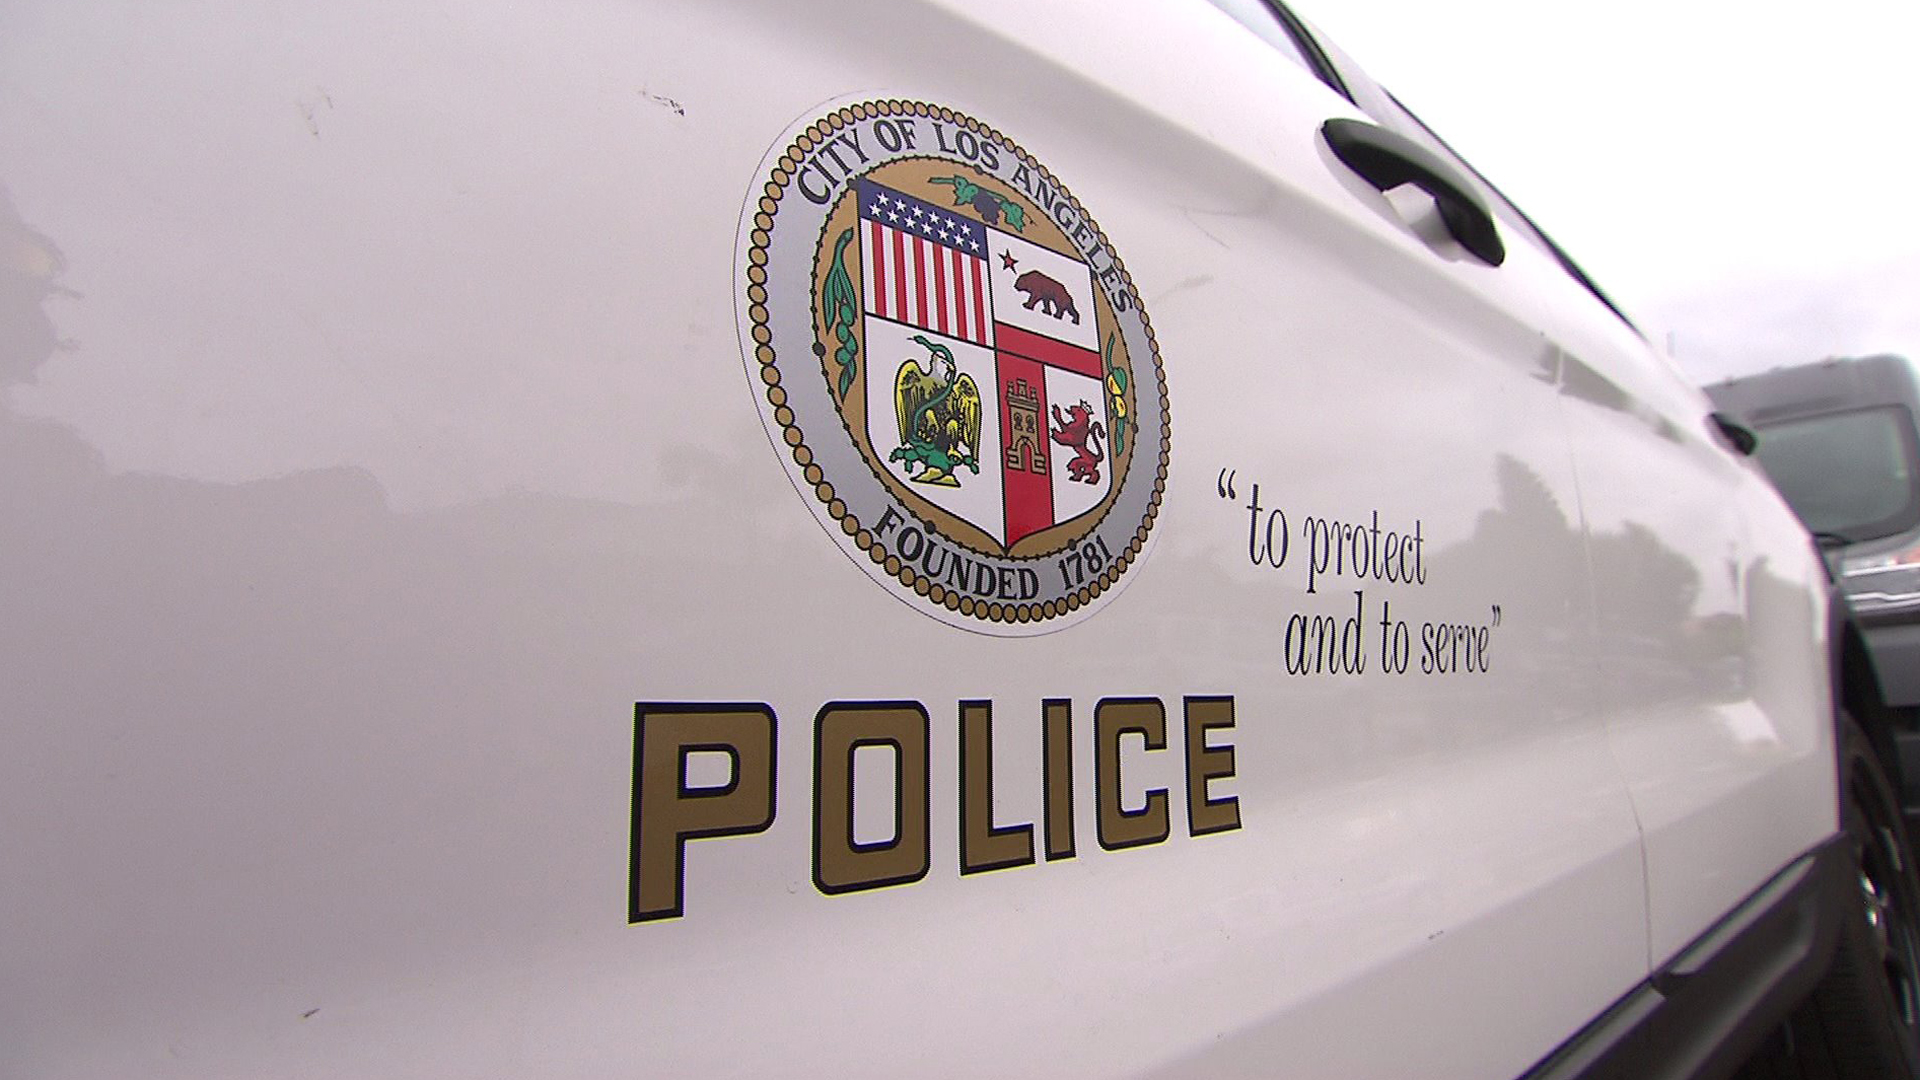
left=737, top=99, right=1169, bottom=635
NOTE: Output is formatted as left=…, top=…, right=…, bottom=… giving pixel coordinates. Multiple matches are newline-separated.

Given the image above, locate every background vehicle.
left=0, top=1, right=1913, bottom=1077
left=1706, top=356, right=1920, bottom=824
left=1705, top=356, right=1920, bottom=693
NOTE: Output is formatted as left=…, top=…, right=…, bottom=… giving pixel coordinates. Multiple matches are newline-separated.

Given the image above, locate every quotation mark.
left=1217, top=468, right=1237, bottom=500
left=1491, top=605, right=1503, bottom=627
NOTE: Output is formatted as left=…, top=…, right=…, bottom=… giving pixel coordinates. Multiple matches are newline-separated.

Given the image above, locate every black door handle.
left=1321, top=118, right=1505, bottom=267
left=1709, top=411, right=1757, bottom=456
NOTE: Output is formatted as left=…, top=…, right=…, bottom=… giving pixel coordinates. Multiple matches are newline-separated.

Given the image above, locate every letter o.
left=897, top=526, right=925, bottom=562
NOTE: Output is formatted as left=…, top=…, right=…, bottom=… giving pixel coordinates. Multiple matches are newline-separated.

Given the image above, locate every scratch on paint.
left=301, top=1008, right=320, bottom=1020
left=641, top=89, right=685, bottom=117
left=1178, top=207, right=1232, bottom=251
left=297, top=89, right=334, bottom=139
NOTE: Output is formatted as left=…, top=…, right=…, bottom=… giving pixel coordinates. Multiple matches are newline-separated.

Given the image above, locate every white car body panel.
left=0, top=0, right=1833, bottom=1076
left=1504, top=271, right=1837, bottom=966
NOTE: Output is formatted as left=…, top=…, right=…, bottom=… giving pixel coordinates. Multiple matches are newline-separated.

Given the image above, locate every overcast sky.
left=1298, top=0, right=1920, bottom=384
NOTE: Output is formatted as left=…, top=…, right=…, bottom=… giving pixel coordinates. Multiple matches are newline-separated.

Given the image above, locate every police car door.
left=1304, top=11, right=1836, bottom=986
left=681, top=0, right=1649, bottom=1075
left=1002, top=4, right=1652, bottom=1074
left=0, top=1, right=1657, bottom=1077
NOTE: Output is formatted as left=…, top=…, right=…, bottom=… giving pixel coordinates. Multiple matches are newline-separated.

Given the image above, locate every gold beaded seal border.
left=743, top=99, right=1170, bottom=626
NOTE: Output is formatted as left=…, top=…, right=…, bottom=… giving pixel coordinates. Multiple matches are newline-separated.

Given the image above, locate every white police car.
left=1, top=1, right=1913, bottom=1077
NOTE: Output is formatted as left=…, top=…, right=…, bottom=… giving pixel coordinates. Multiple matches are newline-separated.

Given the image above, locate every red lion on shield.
left=1050, top=401, right=1107, bottom=485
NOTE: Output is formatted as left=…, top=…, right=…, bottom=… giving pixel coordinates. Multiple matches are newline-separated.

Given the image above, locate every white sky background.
left=1297, top=0, right=1920, bottom=384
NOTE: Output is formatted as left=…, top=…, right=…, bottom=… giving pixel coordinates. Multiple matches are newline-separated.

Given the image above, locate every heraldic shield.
left=854, top=177, right=1115, bottom=552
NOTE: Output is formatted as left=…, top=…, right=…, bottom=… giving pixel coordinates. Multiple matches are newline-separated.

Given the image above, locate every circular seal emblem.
left=737, top=99, right=1169, bottom=636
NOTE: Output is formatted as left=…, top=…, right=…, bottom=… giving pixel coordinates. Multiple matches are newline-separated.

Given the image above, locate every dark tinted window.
left=1753, top=406, right=1920, bottom=540
left=1370, top=91, right=1638, bottom=331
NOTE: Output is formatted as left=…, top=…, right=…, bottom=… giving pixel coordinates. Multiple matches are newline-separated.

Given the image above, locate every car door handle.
left=1321, top=118, right=1506, bottom=267
left=1709, top=411, right=1757, bottom=456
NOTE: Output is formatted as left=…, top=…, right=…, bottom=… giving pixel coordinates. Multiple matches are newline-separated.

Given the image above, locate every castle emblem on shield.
left=739, top=99, right=1168, bottom=635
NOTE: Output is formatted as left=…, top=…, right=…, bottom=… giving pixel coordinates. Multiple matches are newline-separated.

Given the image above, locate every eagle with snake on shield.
left=890, top=334, right=982, bottom=488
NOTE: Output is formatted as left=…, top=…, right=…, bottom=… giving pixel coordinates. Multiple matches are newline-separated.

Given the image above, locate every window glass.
left=1203, top=0, right=1317, bottom=74
left=1753, top=406, right=1920, bottom=540
left=1365, top=92, right=1551, bottom=258
left=1371, top=89, right=1639, bottom=330
left=1219, top=0, right=1636, bottom=330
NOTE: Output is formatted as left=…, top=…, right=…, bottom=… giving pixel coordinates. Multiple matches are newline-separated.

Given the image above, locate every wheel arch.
left=1835, top=594, right=1905, bottom=801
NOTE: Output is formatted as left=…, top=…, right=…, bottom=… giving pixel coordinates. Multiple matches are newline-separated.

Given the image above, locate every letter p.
left=630, top=703, right=777, bottom=922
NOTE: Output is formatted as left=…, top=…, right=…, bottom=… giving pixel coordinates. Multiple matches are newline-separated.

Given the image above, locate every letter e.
left=1183, top=697, right=1241, bottom=836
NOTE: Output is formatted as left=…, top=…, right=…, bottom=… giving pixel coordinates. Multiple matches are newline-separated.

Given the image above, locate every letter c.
left=1094, top=698, right=1171, bottom=850
left=797, top=161, right=835, bottom=205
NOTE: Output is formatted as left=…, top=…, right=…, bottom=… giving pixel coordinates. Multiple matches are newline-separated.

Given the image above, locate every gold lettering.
left=1183, top=696, right=1242, bottom=836
left=814, top=702, right=931, bottom=894
left=1043, top=698, right=1076, bottom=860
left=959, top=701, right=1036, bottom=874
left=1094, top=698, right=1171, bottom=851
left=629, top=704, right=777, bottom=922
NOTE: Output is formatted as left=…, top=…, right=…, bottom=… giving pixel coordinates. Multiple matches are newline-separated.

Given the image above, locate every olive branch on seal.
left=818, top=228, right=860, bottom=398
left=1104, top=332, right=1133, bottom=457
